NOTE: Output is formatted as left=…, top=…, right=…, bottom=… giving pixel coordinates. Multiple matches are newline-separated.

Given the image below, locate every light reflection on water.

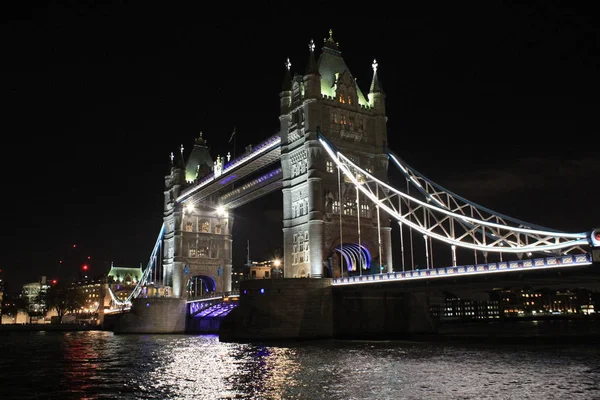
left=0, top=330, right=599, bottom=399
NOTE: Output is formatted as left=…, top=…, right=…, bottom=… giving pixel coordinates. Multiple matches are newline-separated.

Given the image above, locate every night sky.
left=7, top=2, right=599, bottom=293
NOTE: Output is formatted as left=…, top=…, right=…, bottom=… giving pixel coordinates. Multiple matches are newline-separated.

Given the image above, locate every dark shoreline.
left=0, top=324, right=102, bottom=332
left=3, top=318, right=600, bottom=346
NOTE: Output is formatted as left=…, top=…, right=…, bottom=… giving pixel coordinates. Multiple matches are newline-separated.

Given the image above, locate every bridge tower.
left=280, top=31, right=393, bottom=278
left=163, top=133, right=233, bottom=297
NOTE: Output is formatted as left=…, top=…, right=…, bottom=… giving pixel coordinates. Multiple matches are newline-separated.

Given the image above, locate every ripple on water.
left=1, top=332, right=600, bottom=399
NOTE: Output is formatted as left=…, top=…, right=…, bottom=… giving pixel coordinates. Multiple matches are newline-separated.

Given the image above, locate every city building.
left=105, top=263, right=144, bottom=308
left=247, top=259, right=283, bottom=280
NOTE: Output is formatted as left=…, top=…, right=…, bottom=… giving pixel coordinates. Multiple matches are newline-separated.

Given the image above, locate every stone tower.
left=280, top=31, right=393, bottom=279
left=162, top=133, right=234, bottom=297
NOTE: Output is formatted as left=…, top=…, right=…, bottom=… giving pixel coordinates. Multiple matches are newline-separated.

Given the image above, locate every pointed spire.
left=369, top=59, right=384, bottom=94
left=306, top=39, right=318, bottom=75
left=282, top=57, right=292, bottom=91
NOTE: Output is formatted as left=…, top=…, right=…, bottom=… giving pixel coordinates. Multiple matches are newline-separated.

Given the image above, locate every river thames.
left=1, top=327, right=599, bottom=399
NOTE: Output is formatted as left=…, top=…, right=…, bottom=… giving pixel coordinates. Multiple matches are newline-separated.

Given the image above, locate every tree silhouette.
left=44, top=283, right=85, bottom=323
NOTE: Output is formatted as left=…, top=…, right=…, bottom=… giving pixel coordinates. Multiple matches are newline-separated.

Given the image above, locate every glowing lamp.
left=216, top=205, right=227, bottom=216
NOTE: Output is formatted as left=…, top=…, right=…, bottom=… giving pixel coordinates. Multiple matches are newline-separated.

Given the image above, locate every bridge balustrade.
left=333, top=253, right=592, bottom=285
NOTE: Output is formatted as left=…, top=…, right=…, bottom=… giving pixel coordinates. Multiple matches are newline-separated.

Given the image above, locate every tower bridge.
left=110, top=30, right=599, bottom=336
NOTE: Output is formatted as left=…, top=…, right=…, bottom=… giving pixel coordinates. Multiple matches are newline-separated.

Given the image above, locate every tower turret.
left=303, top=39, right=321, bottom=99
left=369, top=59, right=386, bottom=115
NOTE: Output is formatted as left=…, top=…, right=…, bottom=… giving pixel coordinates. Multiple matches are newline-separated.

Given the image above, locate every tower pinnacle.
left=325, top=29, right=339, bottom=47
left=369, top=58, right=384, bottom=94
left=306, top=39, right=318, bottom=75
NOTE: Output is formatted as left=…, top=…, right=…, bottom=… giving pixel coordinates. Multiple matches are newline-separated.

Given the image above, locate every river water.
left=1, top=328, right=599, bottom=399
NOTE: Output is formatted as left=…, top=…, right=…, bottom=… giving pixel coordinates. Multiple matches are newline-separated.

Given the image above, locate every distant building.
left=105, top=263, right=144, bottom=308
left=21, top=276, right=51, bottom=323
left=247, top=259, right=283, bottom=280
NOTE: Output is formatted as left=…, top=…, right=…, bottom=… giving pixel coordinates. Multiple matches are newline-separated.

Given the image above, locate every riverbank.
left=0, top=323, right=102, bottom=332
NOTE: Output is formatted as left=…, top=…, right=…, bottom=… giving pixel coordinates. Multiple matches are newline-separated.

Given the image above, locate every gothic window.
left=349, top=115, right=354, bottom=128
left=332, top=200, right=340, bottom=214
left=299, top=201, right=305, bottom=216
left=304, top=231, right=309, bottom=241
left=326, top=160, right=334, bottom=173
left=344, top=199, right=356, bottom=216
left=200, top=221, right=210, bottom=233
left=305, top=250, right=310, bottom=263
left=361, top=203, right=369, bottom=217
left=198, top=244, right=209, bottom=257
left=215, top=224, right=222, bottom=234
left=339, top=93, right=345, bottom=103
left=189, top=248, right=196, bottom=257
left=333, top=112, right=338, bottom=124
left=348, top=95, right=352, bottom=105
left=185, top=221, right=193, bottom=232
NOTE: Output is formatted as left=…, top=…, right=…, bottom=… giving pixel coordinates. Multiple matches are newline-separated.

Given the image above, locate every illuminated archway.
left=334, top=243, right=372, bottom=273
left=186, top=275, right=216, bottom=297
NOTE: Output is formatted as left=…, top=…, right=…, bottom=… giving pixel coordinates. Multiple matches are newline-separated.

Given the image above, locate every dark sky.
left=6, top=2, right=599, bottom=292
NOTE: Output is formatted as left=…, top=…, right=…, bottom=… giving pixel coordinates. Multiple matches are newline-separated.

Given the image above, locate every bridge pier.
left=220, top=279, right=439, bottom=342
left=113, top=297, right=187, bottom=334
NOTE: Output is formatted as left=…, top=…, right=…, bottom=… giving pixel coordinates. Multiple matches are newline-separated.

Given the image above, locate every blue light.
left=260, top=288, right=265, bottom=294
left=243, top=289, right=247, bottom=294
left=146, top=302, right=150, bottom=307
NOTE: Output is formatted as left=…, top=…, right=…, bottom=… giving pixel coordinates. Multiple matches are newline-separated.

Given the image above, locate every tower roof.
left=185, top=131, right=214, bottom=182
left=317, top=29, right=369, bottom=106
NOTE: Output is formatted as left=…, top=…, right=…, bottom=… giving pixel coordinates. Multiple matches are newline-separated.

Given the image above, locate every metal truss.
left=319, top=136, right=590, bottom=256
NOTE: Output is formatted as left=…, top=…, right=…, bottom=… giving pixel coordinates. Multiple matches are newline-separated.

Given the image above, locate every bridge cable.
left=356, top=185, right=362, bottom=275
left=337, top=155, right=344, bottom=277
left=407, top=180, right=415, bottom=271
left=376, top=185, right=383, bottom=273
left=398, top=196, right=405, bottom=272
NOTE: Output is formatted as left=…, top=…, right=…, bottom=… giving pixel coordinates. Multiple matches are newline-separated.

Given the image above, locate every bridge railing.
left=333, top=253, right=592, bottom=285
left=186, top=290, right=240, bottom=303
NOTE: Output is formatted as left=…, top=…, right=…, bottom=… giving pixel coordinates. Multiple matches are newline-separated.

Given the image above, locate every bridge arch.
left=324, top=242, right=374, bottom=278
left=185, top=274, right=217, bottom=298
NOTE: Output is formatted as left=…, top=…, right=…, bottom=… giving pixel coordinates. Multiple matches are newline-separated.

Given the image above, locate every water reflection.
left=1, top=330, right=600, bottom=399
